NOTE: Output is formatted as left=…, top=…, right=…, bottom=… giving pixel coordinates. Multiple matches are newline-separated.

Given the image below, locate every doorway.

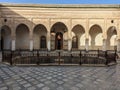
left=55, top=32, right=63, bottom=50
left=1, top=36, right=3, bottom=50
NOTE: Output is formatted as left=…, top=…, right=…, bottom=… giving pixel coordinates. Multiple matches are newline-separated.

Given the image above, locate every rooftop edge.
left=0, top=3, right=120, bottom=8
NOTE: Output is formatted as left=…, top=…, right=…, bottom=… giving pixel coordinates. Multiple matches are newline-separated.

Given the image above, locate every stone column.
left=68, top=29, right=72, bottom=51
left=30, top=39, right=33, bottom=51
left=68, top=39, right=72, bottom=51
left=47, top=32, right=51, bottom=51
left=102, top=39, right=107, bottom=51
left=11, top=39, right=15, bottom=51
left=117, top=39, right=120, bottom=52
left=85, top=39, right=89, bottom=51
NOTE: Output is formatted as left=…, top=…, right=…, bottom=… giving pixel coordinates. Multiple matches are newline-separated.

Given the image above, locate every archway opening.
left=50, top=22, right=68, bottom=50
left=89, top=25, right=103, bottom=50
left=1, top=25, right=11, bottom=50
left=16, top=24, right=29, bottom=50
left=72, top=25, right=85, bottom=50
left=107, top=26, right=117, bottom=50
left=33, top=24, right=47, bottom=49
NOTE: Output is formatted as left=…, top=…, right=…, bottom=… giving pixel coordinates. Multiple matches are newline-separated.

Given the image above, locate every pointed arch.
left=16, top=23, right=30, bottom=49
left=50, top=22, right=68, bottom=50
left=89, top=24, right=103, bottom=50
left=1, top=25, right=11, bottom=50
left=33, top=24, right=47, bottom=49
left=107, top=26, right=117, bottom=50
left=71, top=24, right=85, bottom=49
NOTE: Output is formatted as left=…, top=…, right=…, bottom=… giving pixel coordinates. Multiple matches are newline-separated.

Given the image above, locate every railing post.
left=105, top=51, right=108, bottom=65
left=10, top=50, right=13, bottom=65
left=47, top=53, right=49, bottom=63
left=37, top=50, right=39, bottom=65
left=79, top=50, right=82, bottom=65
left=58, top=51, right=60, bottom=65
left=71, top=53, right=72, bottom=64
left=2, top=50, right=4, bottom=62
left=114, top=49, right=117, bottom=63
left=98, top=48, right=99, bottom=57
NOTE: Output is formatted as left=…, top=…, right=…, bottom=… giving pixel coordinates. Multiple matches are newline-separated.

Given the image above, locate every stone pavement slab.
left=0, top=64, right=120, bottom=90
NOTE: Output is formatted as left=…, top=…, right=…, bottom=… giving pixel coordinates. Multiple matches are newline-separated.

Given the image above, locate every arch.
left=33, top=24, right=47, bottom=49
left=16, top=24, right=29, bottom=49
left=50, top=21, right=68, bottom=30
left=50, top=22, right=68, bottom=50
left=71, top=24, right=85, bottom=49
left=50, top=22, right=68, bottom=33
left=33, top=24, right=47, bottom=33
left=107, top=26, right=117, bottom=50
left=1, top=25, right=11, bottom=50
left=89, top=24, right=103, bottom=50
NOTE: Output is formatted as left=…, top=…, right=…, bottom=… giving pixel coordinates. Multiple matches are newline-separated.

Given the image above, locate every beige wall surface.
left=0, top=4, right=120, bottom=51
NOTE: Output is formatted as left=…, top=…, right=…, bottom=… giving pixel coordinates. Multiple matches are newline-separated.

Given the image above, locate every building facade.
left=0, top=4, right=120, bottom=51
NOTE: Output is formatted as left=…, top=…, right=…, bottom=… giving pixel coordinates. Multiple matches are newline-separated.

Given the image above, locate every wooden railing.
left=2, top=49, right=117, bottom=66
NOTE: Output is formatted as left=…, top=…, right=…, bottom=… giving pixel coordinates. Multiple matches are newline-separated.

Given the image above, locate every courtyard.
left=0, top=63, right=120, bottom=90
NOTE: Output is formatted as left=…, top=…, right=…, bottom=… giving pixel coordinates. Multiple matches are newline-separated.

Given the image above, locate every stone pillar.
left=68, top=39, right=72, bottom=51
left=30, top=39, right=33, bottom=51
left=117, top=39, right=120, bottom=52
left=11, top=39, right=15, bottom=51
left=85, top=39, right=89, bottom=51
left=102, top=39, right=107, bottom=51
left=47, top=32, right=51, bottom=51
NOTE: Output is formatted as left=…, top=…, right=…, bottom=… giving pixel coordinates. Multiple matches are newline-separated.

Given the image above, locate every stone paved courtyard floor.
left=0, top=64, right=120, bottom=90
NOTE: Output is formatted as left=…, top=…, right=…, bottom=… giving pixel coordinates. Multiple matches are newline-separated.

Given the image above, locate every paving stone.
left=27, top=86, right=36, bottom=90
left=42, top=86, right=50, bottom=90
left=23, top=83, right=31, bottom=88
left=12, top=86, right=21, bottom=90
left=0, top=63, right=120, bottom=90
left=56, top=86, right=64, bottom=90
left=0, top=86, right=8, bottom=90
left=36, top=83, right=44, bottom=88
left=56, top=81, right=64, bottom=85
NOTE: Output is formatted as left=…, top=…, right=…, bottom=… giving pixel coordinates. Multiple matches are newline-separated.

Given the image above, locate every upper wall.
left=0, top=4, right=120, bottom=39
left=1, top=4, right=120, bottom=18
